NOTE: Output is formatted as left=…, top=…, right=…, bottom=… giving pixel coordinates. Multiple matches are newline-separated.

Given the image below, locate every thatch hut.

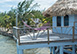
left=43, top=0, right=77, bottom=34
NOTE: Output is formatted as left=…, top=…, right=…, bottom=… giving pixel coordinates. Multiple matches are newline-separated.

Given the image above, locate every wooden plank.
left=18, top=33, right=77, bottom=45
left=19, top=39, right=77, bottom=45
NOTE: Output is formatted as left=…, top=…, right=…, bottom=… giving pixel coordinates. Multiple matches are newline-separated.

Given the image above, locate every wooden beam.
left=50, top=47, right=52, bottom=54
left=52, top=47, right=55, bottom=54
left=17, top=46, right=19, bottom=54
left=72, top=45, right=76, bottom=54
left=19, top=49, right=24, bottom=54
left=72, top=26, right=75, bottom=42
left=17, top=29, right=20, bottom=45
left=20, top=39, right=77, bottom=45
left=47, top=28, right=50, bottom=44
left=60, top=46, right=63, bottom=54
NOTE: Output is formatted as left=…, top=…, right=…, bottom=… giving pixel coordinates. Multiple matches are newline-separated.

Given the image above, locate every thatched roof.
left=43, top=0, right=77, bottom=17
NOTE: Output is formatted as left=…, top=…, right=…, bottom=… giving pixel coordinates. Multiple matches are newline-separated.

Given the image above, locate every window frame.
left=57, top=16, right=61, bottom=27
left=64, top=15, right=69, bottom=26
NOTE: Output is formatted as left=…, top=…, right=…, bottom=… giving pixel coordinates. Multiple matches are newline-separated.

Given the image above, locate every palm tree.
left=16, top=0, right=39, bottom=26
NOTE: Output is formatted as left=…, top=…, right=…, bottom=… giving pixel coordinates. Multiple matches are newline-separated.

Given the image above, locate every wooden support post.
left=47, top=28, right=49, bottom=44
left=60, top=46, right=63, bottom=54
left=17, top=46, right=19, bottom=54
left=52, top=47, right=55, bottom=54
left=33, top=30, right=35, bottom=39
left=52, top=27, right=53, bottom=33
left=17, top=29, right=20, bottom=45
left=19, top=49, right=24, bottom=54
left=72, top=45, right=75, bottom=54
left=55, top=46, right=59, bottom=54
left=50, top=47, right=52, bottom=54
left=72, top=26, right=75, bottom=42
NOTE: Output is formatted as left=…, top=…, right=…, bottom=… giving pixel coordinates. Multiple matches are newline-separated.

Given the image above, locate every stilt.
left=19, top=49, right=24, bottom=54
left=50, top=47, right=52, bottom=54
left=60, top=46, right=63, bottom=54
left=52, top=47, right=55, bottom=54
left=17, top=43, right=19, bottom=54
left=17, top=47, right=19, bottom=54
left=72, top=45, right=75, bottom=54
left=55, top=46, right=59, bottom=54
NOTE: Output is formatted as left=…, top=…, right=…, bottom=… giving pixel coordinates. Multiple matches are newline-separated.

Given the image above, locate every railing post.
left=17, top=29, right=20, bottom=45
left=47, top=28, right=49, bottom=44
left=72, top=26, right=75, bottom=42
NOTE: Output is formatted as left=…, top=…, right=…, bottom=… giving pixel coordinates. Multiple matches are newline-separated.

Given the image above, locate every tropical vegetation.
left=0, top=0, right=52, bottom=32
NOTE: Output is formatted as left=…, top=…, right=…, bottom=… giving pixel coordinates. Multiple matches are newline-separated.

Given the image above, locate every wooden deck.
left=13, top=27, right=77, bottom=54
left=19, top=33, right=77, bottom=44
left=16, top=33, right=77, bottom=54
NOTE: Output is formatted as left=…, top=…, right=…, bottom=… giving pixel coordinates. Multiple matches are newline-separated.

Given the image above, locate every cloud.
left=0, top=0, right=57, bottom=12
left=34, top=0, right=57, bottom=10
left=0, top=0, right=12, bottom=3
left=0, top=0, right=24, bottom=12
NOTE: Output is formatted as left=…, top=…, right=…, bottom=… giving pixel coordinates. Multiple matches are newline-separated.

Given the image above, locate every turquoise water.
left=0, top=35, right=50, bottom=54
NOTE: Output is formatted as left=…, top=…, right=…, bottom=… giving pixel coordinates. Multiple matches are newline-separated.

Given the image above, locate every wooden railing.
left=13, top=24, right=77, bottom=45
left=52, top=26, right=73, bottom=34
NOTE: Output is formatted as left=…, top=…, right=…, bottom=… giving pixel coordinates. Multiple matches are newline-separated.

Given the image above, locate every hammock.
left=22, top=20, right=51, bottom=40
left=22, top=20, right=51, bottom=30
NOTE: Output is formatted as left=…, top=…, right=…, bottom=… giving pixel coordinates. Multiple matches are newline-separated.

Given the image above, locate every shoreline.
left=0, top=30, right=13, bottom=38
left=0, top=35, right=50, bottom=54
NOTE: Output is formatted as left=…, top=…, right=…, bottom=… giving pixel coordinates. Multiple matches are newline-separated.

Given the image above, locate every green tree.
left=17, top=0, right=39, bottom=26
left=7, top=8, right=16, bottom=27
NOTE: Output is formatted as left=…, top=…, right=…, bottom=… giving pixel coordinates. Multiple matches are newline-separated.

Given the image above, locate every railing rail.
left=13, top=24, right=77, bottom=45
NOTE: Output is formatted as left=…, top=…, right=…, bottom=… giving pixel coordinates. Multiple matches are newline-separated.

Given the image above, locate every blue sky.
left=0, top=0, right=57, bottom=12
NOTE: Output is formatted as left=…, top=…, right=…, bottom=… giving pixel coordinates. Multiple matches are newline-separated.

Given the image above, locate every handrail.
left=13, top=26, right=20, bottom=45
left=53, top=26, right=73, bottom=28
left=13, top=25, right=77, bottom=45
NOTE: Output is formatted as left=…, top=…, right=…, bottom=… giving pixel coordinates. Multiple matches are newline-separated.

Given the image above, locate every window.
left=64, top=15, right=69, bottom=26
left=57, top=16, right=61, bottom=26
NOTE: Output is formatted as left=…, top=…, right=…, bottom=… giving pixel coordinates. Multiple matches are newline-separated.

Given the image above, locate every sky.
left=0, top=0, right=57, bottom=12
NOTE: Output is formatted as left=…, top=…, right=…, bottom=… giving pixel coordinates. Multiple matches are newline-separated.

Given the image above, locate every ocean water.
left=0, top=35, right=50, bottom=54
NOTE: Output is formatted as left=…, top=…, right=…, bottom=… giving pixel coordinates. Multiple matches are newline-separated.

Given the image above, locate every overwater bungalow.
left=43, top=0, right=77, bottom=35
left=13, top=0, right=77, bottom=54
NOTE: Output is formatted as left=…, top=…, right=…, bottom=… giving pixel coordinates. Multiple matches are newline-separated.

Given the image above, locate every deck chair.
left=22, top=20, right=51, bottom=40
